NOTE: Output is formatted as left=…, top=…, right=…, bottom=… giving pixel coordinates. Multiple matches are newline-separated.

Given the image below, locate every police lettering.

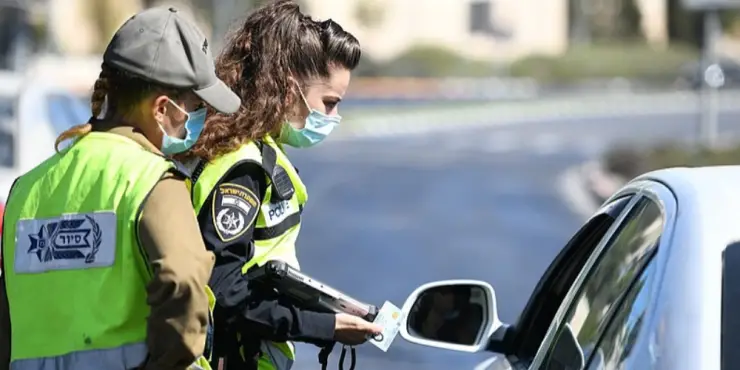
left=268, top=201, right=291, bottom=220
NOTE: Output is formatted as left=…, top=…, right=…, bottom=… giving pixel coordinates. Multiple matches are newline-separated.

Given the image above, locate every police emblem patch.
left=212, top=183, right=259, bottom=242
left=14, top=211, right=117, bottom=274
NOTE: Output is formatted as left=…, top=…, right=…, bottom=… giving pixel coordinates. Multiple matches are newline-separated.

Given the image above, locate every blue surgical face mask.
left=279, top=87, right=341, bottom=148
left=159, top=99, right=206, bottom=155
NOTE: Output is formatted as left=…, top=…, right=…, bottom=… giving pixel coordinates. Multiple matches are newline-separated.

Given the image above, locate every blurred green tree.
left=85, top=0, right=143, bottom=53
left=353, top=58, right=385, bottom=77
left=666, top=0, right=740, bottom=48
left=580, top=0, right=644, bottom=41
left=379, top=45, right=497, bottom=77
left=619, top=0, right=643, bottom=40
left=667, top=0, right=703, bottom=48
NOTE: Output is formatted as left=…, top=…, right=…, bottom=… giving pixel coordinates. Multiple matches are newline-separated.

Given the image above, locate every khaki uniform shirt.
left=0, top=125, right=215, bottom=370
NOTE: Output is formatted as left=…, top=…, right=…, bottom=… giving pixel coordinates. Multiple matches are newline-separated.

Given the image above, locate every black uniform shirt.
left=196, top=161, right=336, bottom=365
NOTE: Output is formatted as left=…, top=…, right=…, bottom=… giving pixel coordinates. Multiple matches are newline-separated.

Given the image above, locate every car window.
left=584, top=258, right=657, bottom=369
left=512, top=196, right=634, bottom=359
left=46, top=93, right=90, bottom=136
left=542, top=197, right=663, bottom=369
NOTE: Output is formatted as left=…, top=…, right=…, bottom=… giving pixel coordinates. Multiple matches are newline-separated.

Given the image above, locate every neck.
left=101, top=115, right=162, bottom=150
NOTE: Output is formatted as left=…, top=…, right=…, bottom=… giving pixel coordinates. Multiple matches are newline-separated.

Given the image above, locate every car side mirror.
left=400, top=279, right=504, bottom=353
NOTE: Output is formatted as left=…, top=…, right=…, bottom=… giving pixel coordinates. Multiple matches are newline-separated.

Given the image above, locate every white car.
left=0, top=71, right=91, bottom=221
left=399, top=166, right=740, bottom=370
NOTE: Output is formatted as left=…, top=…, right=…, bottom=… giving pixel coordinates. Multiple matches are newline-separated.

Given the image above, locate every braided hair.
left=54, top=64, right=186, bottom=152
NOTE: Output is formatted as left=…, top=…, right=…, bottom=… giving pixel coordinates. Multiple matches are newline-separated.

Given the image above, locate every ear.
left=151, top=95, right=170, bottom=123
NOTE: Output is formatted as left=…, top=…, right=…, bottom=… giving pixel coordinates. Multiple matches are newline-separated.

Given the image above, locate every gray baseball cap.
left=103, top=6, right=241, bottom=114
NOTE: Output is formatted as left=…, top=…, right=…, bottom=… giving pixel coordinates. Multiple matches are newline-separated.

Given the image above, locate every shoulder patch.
left=211, top=183, right=260, bottom=243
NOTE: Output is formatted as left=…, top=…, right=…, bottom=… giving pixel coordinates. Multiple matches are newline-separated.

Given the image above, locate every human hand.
left=333, top=313, right=382, bottom=346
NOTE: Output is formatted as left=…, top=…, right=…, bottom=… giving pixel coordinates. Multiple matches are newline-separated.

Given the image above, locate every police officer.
left=184, top=1, right=380, bottom=369
left=0, top=6, right=241, bottom=370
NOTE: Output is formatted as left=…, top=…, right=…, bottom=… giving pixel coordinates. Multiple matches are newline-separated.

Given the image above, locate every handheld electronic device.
left=248, top=260, right=379, bottom=322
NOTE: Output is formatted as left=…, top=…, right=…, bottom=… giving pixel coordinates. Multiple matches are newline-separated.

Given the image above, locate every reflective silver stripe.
left=10, top=342, right=147, bottom=370
left=260, top=341, right=294, bottom=370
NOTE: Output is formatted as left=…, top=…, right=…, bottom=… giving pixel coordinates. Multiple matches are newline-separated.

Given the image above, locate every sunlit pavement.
left=284, top=110, right=740, bottom=369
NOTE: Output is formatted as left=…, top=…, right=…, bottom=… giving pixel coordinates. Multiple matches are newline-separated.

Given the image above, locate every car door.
left=527, top=181, right=675, bottom=370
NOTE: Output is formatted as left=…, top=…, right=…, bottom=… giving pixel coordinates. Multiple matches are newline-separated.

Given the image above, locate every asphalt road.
left=284, top=109, right=740, bottom=370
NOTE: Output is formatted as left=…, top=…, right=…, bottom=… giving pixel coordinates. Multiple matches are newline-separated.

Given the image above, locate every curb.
left=583, top=161, right=626, bottom=203
left=557, top=163, right=602, bottom=220
left=558, top=161, right=626, bottom=220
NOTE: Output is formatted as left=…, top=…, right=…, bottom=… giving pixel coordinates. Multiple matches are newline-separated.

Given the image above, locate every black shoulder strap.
left=256, top=140, right=295, bottom=202
left=191, top=158, right=207, bottom=184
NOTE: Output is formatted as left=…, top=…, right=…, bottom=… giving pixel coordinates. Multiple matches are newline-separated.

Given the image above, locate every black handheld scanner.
left=248, top=260, right=380, bottom=322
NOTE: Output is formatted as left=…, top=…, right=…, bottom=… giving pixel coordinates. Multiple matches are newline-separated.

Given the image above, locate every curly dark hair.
left=187, top=0, right=361, bottom=162
left=55, top=63, right=186, bottom=152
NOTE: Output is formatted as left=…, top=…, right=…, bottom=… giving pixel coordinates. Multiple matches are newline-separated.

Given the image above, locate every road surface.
left=286, top=109, right=740, bottom=369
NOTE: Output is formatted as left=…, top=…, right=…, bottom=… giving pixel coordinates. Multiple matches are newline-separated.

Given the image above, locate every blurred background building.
left=4, top=0, right=736, bottom=93
left=40, top=0, right=673, bottom=61
left=306, top=0, right=570, bottom=62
